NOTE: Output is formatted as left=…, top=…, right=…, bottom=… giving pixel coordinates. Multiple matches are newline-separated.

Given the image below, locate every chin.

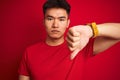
left=50, top=35, right=63, bottom=39
left=51, top=36, right=61, bottom=39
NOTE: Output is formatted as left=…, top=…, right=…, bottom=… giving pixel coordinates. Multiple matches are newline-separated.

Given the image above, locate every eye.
left=47, top=17, right=53, bottom=21
left=59, top=18, right=65, bottom=21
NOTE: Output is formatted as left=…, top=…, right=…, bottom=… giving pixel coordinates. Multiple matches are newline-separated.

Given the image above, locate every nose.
left=53, top=19, right=58, bottom=28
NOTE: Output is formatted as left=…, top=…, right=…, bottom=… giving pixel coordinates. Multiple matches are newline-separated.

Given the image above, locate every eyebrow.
left=46, top=15, right=66, bottom=19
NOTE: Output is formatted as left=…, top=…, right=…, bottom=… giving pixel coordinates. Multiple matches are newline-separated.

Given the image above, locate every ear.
left=43, top=18, right=45, bottom=26
left=67, top=19, right=70, bottom=28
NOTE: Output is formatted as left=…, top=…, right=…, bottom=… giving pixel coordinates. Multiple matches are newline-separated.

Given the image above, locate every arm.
left=66, top=23, right=120, bottom=60
left=19, top=75, right=30, bottom=80
left=18, top=50, right=30, bottom=80
left=94, top=23, right=120, bottom=54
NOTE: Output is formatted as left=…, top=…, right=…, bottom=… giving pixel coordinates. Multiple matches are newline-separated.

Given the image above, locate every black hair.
left=43, top=0, right=71, bottom=15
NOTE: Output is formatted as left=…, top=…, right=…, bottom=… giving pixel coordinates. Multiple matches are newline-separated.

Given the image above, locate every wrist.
left=87, top=22, right=99, bottom=38
left=87, top=25, right=93, bottom=38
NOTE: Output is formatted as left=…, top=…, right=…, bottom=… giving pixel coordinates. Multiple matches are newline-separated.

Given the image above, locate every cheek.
left=45, top=22, right=51, bottom=29
left=44, top=24, right=50, bottom=32
left=63, top=21, right=69, bottom=27
left=62, top=23, right=69, bottom=29
left=44, top=20, right=52, bottom=25
left=61, top=26, right=68, bottom=33
left=45, top=27, right=50, bottom=32
left=44, top=21, right=48, bottom=27
left=59, top=21, right=68, bottom=27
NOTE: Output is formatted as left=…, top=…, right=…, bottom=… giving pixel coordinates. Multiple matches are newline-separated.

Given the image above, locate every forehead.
left=45, top=8, right=68, bottom=18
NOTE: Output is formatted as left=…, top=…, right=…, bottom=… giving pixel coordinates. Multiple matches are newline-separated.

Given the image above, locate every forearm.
left=97, top=23, right=120, bottom=39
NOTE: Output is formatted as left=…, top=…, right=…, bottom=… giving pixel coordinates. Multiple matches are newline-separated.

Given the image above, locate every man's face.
left=44, top=8, right=70, bottom=39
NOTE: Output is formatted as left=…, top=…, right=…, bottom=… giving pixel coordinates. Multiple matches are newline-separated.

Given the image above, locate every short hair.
left=43, top=0, right=71, bottom=15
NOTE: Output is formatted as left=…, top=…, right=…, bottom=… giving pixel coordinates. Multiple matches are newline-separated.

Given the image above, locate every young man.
left=18, top=0, right=120, bottom=80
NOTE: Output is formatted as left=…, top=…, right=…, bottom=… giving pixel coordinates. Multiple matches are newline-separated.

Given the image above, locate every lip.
left=51, top=30, right=60, bottom=33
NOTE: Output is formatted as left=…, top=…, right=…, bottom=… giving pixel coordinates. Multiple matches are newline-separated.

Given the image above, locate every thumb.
left=70, top=49, right=81, bottom=60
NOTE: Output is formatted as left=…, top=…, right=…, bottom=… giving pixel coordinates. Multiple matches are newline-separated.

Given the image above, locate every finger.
left=69, top=28, right=80, bottom=37
left=66, top=37, right=75, bottom=51
left=70, top=49, right=81, bottom=60
left=66, top=32, right=74, bottom=42
left=67, top=32, right=80, bottom=42
left=68, top=46, right=76, bottom=52
left=66, top=37, right=80, bottom=50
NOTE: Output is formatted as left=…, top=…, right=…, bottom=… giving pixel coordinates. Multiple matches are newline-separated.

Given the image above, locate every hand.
left=66, top=25, right=93, bottom=60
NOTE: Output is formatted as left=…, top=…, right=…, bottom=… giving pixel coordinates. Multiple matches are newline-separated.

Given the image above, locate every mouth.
left=51, top=30, right=60, bottom=33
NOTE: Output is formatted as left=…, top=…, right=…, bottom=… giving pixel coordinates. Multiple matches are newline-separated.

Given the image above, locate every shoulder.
left=23, top=41, right=47, bottom=58
left=26, top=41, right=45, bottom=52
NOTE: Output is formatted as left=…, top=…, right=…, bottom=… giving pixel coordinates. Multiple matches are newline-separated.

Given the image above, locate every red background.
left=0, top=0, right=120, bottom=80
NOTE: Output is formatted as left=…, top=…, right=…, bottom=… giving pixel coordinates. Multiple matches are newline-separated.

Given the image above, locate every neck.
left=46, top=37, right=64, bottom=46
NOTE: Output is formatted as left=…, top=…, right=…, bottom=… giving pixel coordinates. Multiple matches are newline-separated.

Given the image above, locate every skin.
left=67, top=23, right=120, bottom=59
left=19, top=75, right=30, bottom=80
left=44, top=8, right=70, bottom=46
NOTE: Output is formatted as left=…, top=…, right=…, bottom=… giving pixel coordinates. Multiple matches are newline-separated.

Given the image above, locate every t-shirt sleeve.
left=83, top=38, right=95, bottom=57
left=18, top=49, right=30, bottom=76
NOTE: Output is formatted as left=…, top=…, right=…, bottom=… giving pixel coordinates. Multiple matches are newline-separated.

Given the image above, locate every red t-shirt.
left=18, top=39, right=94, bottom=80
